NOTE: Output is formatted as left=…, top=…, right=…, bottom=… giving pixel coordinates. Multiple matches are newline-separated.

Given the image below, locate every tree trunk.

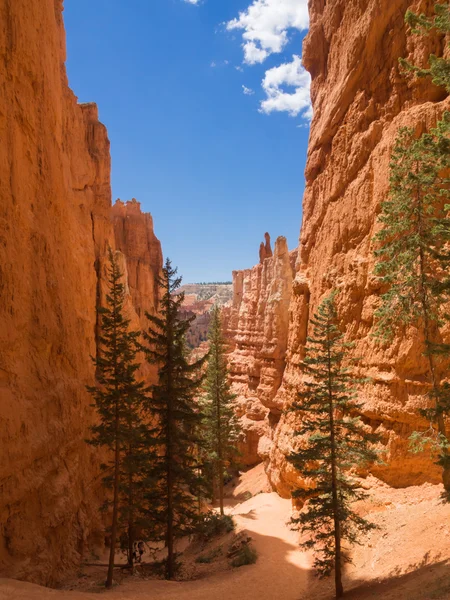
left=167, top=462, right=174, bottom=579
left=127, top=466, right=134, bottom=573
left=327, top=330, right=344, bottom=599
left=215, top=343, right=224, bottom=515
left=106, top=405, right=120, bottom=589
left=166, top=321, right=175, bottom=580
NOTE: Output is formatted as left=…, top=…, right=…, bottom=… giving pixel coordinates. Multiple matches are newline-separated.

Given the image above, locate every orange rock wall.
left=271, top=0, right=450, bottom=497
left=0, top=1, right=161, bottom=583
left=226, top=0, right=450, bottom=497
left=225, top=237, right=296, bottom=465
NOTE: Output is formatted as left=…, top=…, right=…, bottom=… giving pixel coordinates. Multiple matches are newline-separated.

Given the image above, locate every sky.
left=64, top=0, right=311, bottom=283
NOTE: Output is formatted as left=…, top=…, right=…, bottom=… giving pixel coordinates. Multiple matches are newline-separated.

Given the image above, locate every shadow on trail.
left=135, top=529, right=314, bottom=600
left=235, top=509, right=258, bottom=520
left=342, top=559, right=450, bottom=600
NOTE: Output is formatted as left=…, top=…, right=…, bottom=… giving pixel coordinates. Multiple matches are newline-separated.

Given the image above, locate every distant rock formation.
left=258, top=232, right=273, bottom=264
left=177, top=283, right=233, bottom=350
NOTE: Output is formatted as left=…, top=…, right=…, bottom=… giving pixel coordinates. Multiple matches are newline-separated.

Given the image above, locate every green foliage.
left=377, top=3, right=450, bottom=494
left=200, top=306, right=242, bottom=513
left=373, top=117, right=450, bottom=341
left=230, top=544, right=257, bottom=568
left=143, top=258, right=207, bottom=579
left=87, top=249, right=155, bottom=584
left=197, top=512, right=235, bottom=540
left=400, top=4, right=450, bottom=92
left=409, top=427, right=448, bottom=455
left=287, top=293, right=379, bottom=596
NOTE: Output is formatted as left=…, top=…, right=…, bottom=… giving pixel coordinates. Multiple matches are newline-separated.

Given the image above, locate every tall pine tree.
left=287, top=292, right=379, bottom=599
left=87, top=249, right=151, bottom=588
left=374, top=3, right=450, bottom=492
left=143, top=258, right=207, bottom=580
left=201, top=305, right=241, bottom=515
left=373, top=121, right=450, bottom=489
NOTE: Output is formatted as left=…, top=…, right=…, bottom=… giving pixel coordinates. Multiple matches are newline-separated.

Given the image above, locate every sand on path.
left=1, top=467, right=450, bottom=600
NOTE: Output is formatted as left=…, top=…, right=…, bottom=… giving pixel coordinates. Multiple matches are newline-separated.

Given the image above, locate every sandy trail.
left=0, top=492, right=313, bottom=600
left=1, top=467, right=450, bottom=600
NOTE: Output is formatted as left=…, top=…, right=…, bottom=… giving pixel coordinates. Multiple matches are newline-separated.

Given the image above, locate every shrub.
left=230, top=544, right=257, bottom=568
left=197, top=512, right=235, bottom=540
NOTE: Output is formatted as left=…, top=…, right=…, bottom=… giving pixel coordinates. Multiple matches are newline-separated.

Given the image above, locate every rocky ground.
left=1, top=464, right=449, bottom=600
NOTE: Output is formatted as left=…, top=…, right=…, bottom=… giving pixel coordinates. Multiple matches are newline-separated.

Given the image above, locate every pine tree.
left=400, top=3, right=450, bottom=92
left=87, top=249, right=151, bottom=588
left=201, top=305, right=241, bottom=515
left=143, top=258, right=207, bottom=580
left=373, top=106, right=450, bottom=493
left=287, top=292, right=379, bottom=599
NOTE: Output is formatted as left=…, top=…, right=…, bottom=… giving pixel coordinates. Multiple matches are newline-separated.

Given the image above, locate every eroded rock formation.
left=0, top=1, right=161, bottom=584
left=258, top=232, right=273, bottom=264
left=225, top=0, right=450, bottom=497
left=224, top=237, right=296, bottom=465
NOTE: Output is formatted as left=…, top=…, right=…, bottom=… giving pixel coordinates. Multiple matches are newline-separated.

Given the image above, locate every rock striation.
left=0, top=1, right=162, bottom=584
left=224, top=237, right=296, bottom=465
left=225, top=0, right=450, bottom=497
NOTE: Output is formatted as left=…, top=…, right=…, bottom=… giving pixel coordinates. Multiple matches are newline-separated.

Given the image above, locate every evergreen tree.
left=143, top=258, right=207, bottom=580
left=374, top=5, right=450, bottom=491
left=201, top=305, right=241, bottom=515
left=87, top=249, right=151, bottom=588
left=287, top=293, right=379, bottom=599
left=400, top=3, right=450, bottom=92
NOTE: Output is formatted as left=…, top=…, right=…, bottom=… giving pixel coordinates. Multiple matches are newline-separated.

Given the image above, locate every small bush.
left=230, top=545, right=257, bottom=568
left=197, top=512, right=235, bottom=540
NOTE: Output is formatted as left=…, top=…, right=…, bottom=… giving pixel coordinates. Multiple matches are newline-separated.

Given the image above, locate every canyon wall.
left=225, top=237, right=296, bottom=465
left=0, top=1, right=161, bottom=584
left=228, top=0, right=450, bottom=497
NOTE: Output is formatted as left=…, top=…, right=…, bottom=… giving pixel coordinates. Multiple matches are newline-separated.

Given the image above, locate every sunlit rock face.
left=268, top=0, right=450, bottom=497
left=225, top=0, right=449, bottom=497
left=224, top=237, right=296, bottom=466
left=0, top=1, right=162, bottom=584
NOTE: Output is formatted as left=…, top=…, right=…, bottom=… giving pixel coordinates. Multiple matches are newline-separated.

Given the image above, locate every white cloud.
left=184, top=0, right=200, bottom=4
left=227, top=0, right=309, bottom=65
left=235, top=65, right=244, bottom=72
left=210, top=61, right=217, bottom=68
left=242, top=85, right=255, bottom=96
left=260, top=55, right=312, bottom=119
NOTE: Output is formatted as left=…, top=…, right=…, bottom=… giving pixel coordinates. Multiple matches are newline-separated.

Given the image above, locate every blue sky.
left=64, top=0, right=310, bottom=283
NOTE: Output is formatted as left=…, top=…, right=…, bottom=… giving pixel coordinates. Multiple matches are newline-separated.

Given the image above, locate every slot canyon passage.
left=1, top=0, right=450, bottom=599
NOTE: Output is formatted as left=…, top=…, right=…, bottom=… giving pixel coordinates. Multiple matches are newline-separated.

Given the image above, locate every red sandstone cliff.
left=227, top=0, right=450, bottom=497
left=224, top=237, right=296, bottom=465
left=0, top=1, right=162, bottom=584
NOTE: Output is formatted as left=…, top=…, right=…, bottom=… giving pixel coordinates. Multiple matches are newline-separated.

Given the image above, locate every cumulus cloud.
left=227, top=0, right=309, bottom=65
left=242, top=85, right=255, bottom=95
left=260, top=55, right=312, bottom=119
left=184, top=0, right=200, bottom=4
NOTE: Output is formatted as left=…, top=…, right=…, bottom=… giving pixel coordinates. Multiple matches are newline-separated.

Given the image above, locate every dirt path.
left=1, top=468, right=449, bottom=600
left=0, top=492, right=312, bottom=600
